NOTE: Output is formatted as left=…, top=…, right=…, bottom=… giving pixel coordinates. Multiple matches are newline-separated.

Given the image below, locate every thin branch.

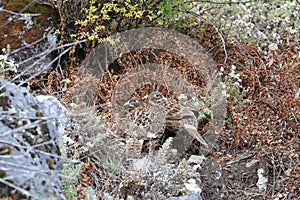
left=0, top=178, right=36, bottom=198
left=0, top=160, right=50, bottom=173
left=192, top=0, right=257, bottom=5
left=0, top=119, right=44, bottom=137
left=0, top=39, right=87, bottom=91
left=0, top=7, right=41, bottom=17
left=179, top=9, right=228, bottom=65
left=0, top=139, right=79, bottom=162
left=16, top=47, right=69, bottom=86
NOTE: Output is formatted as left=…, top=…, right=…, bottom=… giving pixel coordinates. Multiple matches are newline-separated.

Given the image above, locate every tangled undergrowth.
left=35, top=0, right=300, bottom=199
left=1, top=0, right=299, bottom=199
left=61, top=32, right=299, bottom=199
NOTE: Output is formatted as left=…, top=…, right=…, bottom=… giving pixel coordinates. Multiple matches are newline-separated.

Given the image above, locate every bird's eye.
left=130, top=99, right=140, bottom=104
left=153, top=93, right=162, bottom=99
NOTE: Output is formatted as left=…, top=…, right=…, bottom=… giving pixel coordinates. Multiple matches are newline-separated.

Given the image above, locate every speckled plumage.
left=122, top=97, right=166, bottom=159
left=122, top=91, right=207, bottom=160
left=147, top=92, right=208, bottom=146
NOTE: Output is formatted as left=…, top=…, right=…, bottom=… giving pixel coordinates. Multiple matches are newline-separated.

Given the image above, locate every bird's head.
left=147, top=92, right=168, bottom=105
left=123, top=98, right=143, bottom=109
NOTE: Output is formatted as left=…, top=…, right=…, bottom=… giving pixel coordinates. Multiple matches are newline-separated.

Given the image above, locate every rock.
left=132, top=156, right=154, bottom=171
left=187, top=155, right=206, bottom=165
left=0, top=78, right=66, bottom=199
left=256, top=168, right=268, bottom=192
left=0, top=0, right=59, bottom=77
left=167, top=179, right=203, bottom=200
left=184, top=179, right=202, bottom=193
left=192, top=164, right=201, bottom=172
left=167, top=191, right=202, bottom=200
left=36, top=95, right=67, bottom=145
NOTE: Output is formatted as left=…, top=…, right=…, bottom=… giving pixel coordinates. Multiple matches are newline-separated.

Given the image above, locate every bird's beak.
left=123, top=101, right=132, bottom=108
left=123, top=101, right=131, bottom=107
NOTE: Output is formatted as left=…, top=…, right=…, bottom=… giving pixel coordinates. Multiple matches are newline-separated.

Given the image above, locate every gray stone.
left=0, top=78, right=66, bottom=199
left=187, top=155, right=206, bottom=165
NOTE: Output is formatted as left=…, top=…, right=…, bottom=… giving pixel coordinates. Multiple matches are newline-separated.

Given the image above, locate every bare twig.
left=0, top=119, right=44, bottom=137
left=180, top=9, right=228, bottom=65
left=0, top=178, right=36, bottom=198
left=192, top=0, right=257, bottom=5
left=0, top=8, right=41, bottom=17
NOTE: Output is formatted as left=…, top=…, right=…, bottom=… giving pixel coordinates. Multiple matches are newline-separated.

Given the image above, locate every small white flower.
left=221, top=82, right=227, bottom=89
left=295, top=89, right=300, bottom=100
left=233, top=81, right=241, bottom=87
left=257, top=168, right=268, bottom=192
left=0, top=54, right=7, bottom=60
left=178, top=94, right=187, bottom=101
left=184, top=179, right=202, bottom=193
left=221, top=90, right=228, bottom=97
left=268, top=43, right=278, bottom=51
left=289, top=28, right=297, bottom=34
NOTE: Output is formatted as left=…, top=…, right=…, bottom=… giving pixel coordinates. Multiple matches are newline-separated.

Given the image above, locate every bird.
left=123, top=98, right=144, bottom=111
left=121, top=97, right=166, bottom=160
left=146, top=91, right=208, bottom=150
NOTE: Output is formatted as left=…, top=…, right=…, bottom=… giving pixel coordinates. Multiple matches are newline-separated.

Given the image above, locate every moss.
left=0, top=170, right=6, bottom=178
left=0, top=146, right=12, bottom=155
left=0, top=86, right=6, bottom=94
left=0, top=96, right=11, bottom=111
left=0, top=0, right=59, bottom=49
left=22, top=120, right=28, bottom=125
left=46, top=157, right=56, bottom=170
left=30, top=152, right=36, bottom=159
left=31, top=104, right=38, bottom=109
left=35, top=111, right=44, bottom=117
